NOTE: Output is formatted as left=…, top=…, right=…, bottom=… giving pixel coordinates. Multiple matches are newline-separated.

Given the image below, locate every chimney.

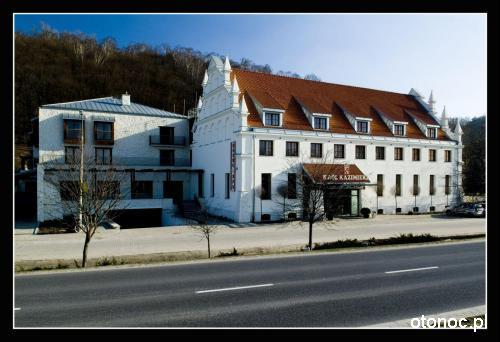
left=122, top=92, right=130, bottom=106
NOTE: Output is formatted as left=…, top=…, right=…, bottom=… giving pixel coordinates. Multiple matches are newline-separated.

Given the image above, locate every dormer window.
left=314, top=117, right=328, bottom=130
left=356, top=120, right=369, bottom=134
left=427, top=127, right=437, bottom=139
left=394, top=124, right=405, bottom=136
left=264, top=112, right=281, bottom=127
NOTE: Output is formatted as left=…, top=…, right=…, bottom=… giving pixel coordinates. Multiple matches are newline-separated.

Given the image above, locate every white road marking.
left=195, top=283, right=274, bottom=294
left=14, top=308, right=21, bottom=311
left=385, top=266, right=439, bottom=274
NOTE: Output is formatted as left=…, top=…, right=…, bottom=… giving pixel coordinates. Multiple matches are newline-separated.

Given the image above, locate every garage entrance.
left=110, top=208, right=162, bottom=228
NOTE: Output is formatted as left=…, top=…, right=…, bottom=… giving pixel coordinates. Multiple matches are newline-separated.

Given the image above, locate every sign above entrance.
left=302, top=163, right=370, bottom=184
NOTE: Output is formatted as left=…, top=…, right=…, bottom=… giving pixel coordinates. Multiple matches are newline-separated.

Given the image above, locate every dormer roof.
left=231, top=68, right=450, bottom=140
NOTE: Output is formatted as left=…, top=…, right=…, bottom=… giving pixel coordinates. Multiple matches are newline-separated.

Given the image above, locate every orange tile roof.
left=233, top=69, right=449, bottom=141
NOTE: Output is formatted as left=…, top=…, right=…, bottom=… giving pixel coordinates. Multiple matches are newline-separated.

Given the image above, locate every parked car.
left=446, top=202, right=485, bottom=217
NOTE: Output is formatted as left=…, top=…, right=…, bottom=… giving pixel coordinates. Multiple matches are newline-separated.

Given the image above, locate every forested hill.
left=15, top=25, right=320, bottom=145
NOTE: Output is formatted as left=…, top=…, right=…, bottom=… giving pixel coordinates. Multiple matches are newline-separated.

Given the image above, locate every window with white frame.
left=264, top=112, right=281, bottom=126
left=356, top=120, right=369, bottom=133
left=394, top=124, right=405, bottom=136
left=427, top=127, right=437, bottom=139
left=313, top=117, right=328, bottom=130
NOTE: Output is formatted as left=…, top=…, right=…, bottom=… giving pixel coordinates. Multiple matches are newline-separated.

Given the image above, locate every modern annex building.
left=36, top=95, right=201, bottom=227
left=36, top=56, right=463, bottom=226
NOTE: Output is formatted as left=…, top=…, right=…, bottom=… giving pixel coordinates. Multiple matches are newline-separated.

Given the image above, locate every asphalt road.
left=14, top=241, right=485, bottom=327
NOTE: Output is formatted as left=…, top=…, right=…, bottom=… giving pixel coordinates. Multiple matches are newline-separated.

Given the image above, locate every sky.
left=14, top=14, right=487, bottom=118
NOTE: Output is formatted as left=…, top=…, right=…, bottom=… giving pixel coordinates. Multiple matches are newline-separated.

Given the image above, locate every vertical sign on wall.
left=230, top=141, right=236, bottom=191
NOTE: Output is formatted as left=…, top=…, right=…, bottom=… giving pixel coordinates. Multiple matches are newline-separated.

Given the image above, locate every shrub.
left=96, top=257, right=123, bottom=266
left=313, top=239, right=364, bottom=250
left=360, top=207, right=371, bottom=218
left=218, top=247, right=240, bottom=257
left=382, top=233, right=440, bottom=245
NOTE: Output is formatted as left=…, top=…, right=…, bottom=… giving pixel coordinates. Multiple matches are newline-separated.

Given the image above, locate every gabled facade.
left=192, top=56, right=464, bottom=222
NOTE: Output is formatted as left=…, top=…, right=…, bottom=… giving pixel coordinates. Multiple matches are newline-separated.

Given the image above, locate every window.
left=265, top=112, right=280, bottom=126
left=445, top=175, right=451, bottom=195
left=429, top=149, right=437, bottom=162
left=395, top=174, right=402, bottom=196
left=427, top=127, right=437, bottom=139
left=355, top=145, right=366, bottom=159
left=94, top=121, right=113, bottom=143
left=314, top=117, right=327, bottom=130
left=225, top=173, right=230, bottom=199
left=132, top=181, right=153, bottom=199
left=311, top=143, right=323, bottom=158
left=210, top=173, right=215, bottom=197
left=376, top=146, right=385, bottom=160
left=394, top=147, right=404, bottom=160
left=64, top=119, right=84, bottom=143
left=413, top=175, right=420, bottom=196
left=286, top=142, right=299, bottom=157
left=377, top=174, right=384, bottom=196
left=261, top=173, right=271, bottom=200
left=357, top=121, right=369, bottom=133
left=429, top=175, right=435, bottom=195
left=95, top=148, right=112, bottom=165
left=394, top=124, right=405, bottom=136
left=412, top=148, right=421, bottom=161
left=444, top=150, right=452, bottom=162
left=59, top=181, right=79, bottom=201
left=160, top=150, right=175, bottom=166
left=334, top=144, right=345, bottom=158
left=288, top=173, right=297, bottom=199
left=98, top=181, right=120, bottom=199
left=198, top=173, right=204, bottom=198
left=259, top=140, right=273, bottom=156
left=64, top=146, right=81, bottom=164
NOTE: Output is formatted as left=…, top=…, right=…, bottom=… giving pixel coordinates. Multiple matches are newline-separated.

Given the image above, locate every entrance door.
left=159, top=127, right=174, bottom=145
left=324, top=188, right=358, bottom=217
left=163, top=181, right=183, bottom=204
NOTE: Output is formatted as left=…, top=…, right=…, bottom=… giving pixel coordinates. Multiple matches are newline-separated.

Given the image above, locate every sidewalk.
left=15, top=215, right=485, bottom=261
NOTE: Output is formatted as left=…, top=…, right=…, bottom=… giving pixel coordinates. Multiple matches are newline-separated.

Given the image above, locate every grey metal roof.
left=41, top=97, right=187, bottom=119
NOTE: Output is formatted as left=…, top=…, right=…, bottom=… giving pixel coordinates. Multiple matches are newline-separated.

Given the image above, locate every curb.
left=367, top=305, right=486, bottom=328
left=15, top=237, right=484, bottom=274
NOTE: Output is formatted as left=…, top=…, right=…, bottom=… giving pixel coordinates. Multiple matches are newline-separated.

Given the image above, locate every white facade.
left=192, top=57, right=464, bottom=223
left=37, top=96, right=199, bottom=226
left=36, top=59, right=464, bottom=226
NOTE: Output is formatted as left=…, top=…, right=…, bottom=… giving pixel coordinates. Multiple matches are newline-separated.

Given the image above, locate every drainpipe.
left=78, top=110, right=84, bottom=232
left=252, top=134, right=256, bottom=222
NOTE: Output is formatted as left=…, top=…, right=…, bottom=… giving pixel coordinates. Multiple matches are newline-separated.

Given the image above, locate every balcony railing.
left=42, top=156, right=191, bottom=167
left=114, top=157, right=191, bottom=167
left=149, top=135, right=186, bottom=146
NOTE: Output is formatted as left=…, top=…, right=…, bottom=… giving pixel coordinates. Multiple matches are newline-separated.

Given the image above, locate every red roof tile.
left=232, top=69, right=449, bottom=141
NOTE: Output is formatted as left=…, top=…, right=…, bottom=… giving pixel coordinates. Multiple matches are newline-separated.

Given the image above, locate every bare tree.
left=190, top=204, right=220, bottom=258
left=374, top=182, right=385, bottom=213
left=430, top=180, right=436, bottom=209
left=278, top=152, right=351, bottom=249
left=41, top=149, right=129, bottom=267
left=390, top=186, right=400, bottom=214
left=411, top=185, right=421, bottom=211
left=254, top=185, right=266, bottom=221
left=304, top=73, right=321, bottom=81
left=275, top=183, right=289, bottom=221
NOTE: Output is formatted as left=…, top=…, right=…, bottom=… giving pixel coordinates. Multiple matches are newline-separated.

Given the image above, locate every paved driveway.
left=15, top=215, right=485, bottom=261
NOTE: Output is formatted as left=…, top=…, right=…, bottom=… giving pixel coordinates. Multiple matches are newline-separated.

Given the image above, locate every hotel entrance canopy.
left=302, top=163, right=370, bottom=185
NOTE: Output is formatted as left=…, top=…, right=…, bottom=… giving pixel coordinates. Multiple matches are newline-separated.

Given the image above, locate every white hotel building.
left=37, top=56, right=463, bottom=226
